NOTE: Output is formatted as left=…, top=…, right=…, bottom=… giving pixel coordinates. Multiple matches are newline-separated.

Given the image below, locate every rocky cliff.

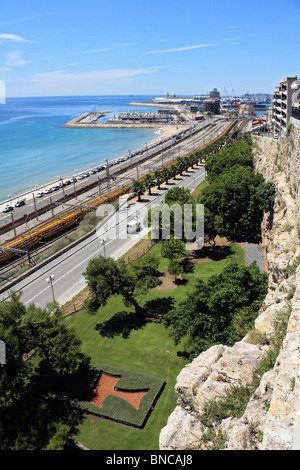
left=159, top=125, right=300, bottom=450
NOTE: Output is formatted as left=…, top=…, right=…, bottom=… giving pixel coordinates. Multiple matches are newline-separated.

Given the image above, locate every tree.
left=165, top=187, right=191, bottom=205
left=144, top=174, right=153, bottom=195
left=84, top=254, right=161, bottom=313
left=168, top=259, right=183, bottom=283
left=163, top=262, right=268, bottom=358
left=169, top=164, right=178, bottom=180
left=161, top=238, right=189, bottom=261
left=256, top=181, right=276, bottom=213
left=205, top=139, right=253, bottom=182
left=176, top=157, right=185, bottom=176
left=0, top=291, right=30, bottom=407
left=161, top=167, right=170, bottom=185
left=24, top=305, right=83, bottom=375
left=199, top=165, right=264, bottom=240
left=132, top=180, right=145, bottom=201
left=0, top=292, right=83, bottom=450
left=154, top=170, right=164, bottom=189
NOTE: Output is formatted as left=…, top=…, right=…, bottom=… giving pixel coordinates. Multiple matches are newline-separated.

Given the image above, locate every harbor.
left=63, top=109, right=111, bottom=127
left=63, top=103, right=188, bottom=129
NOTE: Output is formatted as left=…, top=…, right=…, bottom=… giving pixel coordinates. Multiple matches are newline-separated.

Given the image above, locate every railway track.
left=0, top=119, right=236, bottom=285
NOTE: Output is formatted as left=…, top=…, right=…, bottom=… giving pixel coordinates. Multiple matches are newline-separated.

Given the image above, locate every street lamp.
left=101, top=239, right=106, bottom=258
left=46, top=274, right=55, bottom=302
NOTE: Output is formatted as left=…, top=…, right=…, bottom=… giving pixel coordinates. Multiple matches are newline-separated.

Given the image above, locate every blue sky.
left=0, top=0, right=299, bottom=97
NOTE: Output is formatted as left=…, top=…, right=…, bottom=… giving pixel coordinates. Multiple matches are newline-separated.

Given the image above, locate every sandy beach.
left=0, top=122, right=189, bottom=212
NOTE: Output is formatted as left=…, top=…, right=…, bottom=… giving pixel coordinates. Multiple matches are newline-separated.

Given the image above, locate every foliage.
left=200, top=302, right=292, bottom=438
left=0, top=291, right=84, bottom=450
left=199, top=136, right=274, bottom=242
left=168, top=259, right=183, bottom=281
left=255, top=181, right=276, bottom=213
left=204, top=139, right=253, bottom=182
left=154, top=170, right=164, bottom=189
left=144, top=174, right=153, bottom=195
left=132, top=180, right=145, bottom=201
left=83, top=254, right=161, bottom=313
left=163, top=262, right=268, bottom=358
left=161, top=238, right=189, bottom=261
left=200, top=165, right=264, bottom=241
left=164, top=186, right=192, bottom=205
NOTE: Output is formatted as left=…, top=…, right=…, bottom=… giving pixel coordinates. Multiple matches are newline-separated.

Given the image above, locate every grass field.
left=65, top=237, right=245, bottom=450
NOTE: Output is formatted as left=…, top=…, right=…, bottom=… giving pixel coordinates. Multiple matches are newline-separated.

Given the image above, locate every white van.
left=127, top=220, right=141, bottom=234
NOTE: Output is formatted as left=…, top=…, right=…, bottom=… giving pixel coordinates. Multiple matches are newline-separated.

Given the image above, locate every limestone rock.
left=159, top=406, right=203, bottom=450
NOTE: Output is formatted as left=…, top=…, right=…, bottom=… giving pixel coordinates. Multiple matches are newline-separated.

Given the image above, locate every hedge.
left=69, top=363, right=166, bottom=429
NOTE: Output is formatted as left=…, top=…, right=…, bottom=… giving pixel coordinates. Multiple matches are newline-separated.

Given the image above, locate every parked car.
left=70, top=177, right=77, bottom=183
left=15, top=199, right=25, bottom=207
left=64, top=180, right=71, bottom=185
left=45, top=188, right=53, bottom=194
left=51, top=185, right=60, bottom=191
left=78, top=174, right=85, bottom=180
left=2, top=205, right=13, bottom=213
left=36, top=192, right=45, bottom=198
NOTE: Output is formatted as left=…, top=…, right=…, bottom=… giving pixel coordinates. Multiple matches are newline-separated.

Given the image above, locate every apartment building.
left=273, top=76, right=297, bottom=133
left=203, top=97, right=220, bottom=114
left=239, top=103, right=255, bottom=116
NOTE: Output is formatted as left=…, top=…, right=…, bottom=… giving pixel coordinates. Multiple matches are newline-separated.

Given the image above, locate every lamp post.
left=46, top=274, right=55, bottom=302
left=101, top=239, right=106, bottom=258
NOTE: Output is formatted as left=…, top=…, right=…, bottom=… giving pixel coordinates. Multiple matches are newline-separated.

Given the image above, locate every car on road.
left=64, top=180, right=71, bottom=185
left=70, top=177, right=77, bottom=183
left=45, top=188, right=53, bottom=194
left=51, top=185, right=60, bottom=191
left=90, top=169, right=97, bottom=174
left=36, top=192, right=45, bottom=198
left=2, top=205, right=14, bottom=213
left=77, top=174, right=85, bottom=180
left=15, top=199, right=26, bottom=207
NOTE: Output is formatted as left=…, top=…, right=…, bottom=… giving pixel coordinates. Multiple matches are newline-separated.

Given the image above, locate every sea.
left=0, top=95, right=163, bottom=202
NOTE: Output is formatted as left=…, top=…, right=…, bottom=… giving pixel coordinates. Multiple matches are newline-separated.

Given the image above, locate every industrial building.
left=107, top=110, right=175, bottom=124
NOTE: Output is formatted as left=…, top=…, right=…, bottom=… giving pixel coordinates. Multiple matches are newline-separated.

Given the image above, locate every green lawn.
left=66, top=240, right=245, bottom=450
left=66, top=298, right=187, bottom=450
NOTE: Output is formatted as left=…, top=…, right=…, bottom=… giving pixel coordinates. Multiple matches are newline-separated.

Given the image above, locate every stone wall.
left=159, top=125, right=300, bottom=450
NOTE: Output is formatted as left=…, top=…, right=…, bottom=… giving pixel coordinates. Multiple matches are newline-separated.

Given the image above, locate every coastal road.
left=0, top=163, right=207, bottom=309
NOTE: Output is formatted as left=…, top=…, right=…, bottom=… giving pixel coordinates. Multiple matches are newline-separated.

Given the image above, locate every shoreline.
left=0, top=123, right=188, bottom=209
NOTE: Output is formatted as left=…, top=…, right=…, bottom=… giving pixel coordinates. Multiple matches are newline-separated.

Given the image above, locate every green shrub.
left=69, top=363, right=165, bottom=429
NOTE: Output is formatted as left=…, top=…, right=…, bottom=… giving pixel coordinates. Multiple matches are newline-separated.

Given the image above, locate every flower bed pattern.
left=69, top=363, right=166, bottom=428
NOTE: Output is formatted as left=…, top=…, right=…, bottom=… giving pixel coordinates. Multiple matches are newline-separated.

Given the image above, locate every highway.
left=0, top=163, right=207, bottom=309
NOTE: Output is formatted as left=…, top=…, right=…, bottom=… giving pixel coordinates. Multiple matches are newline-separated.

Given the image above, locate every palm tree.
left=169, top=164, right=179, bottom=180
left=161, top=167, right=170, bottom=185
left=176, top=157, right=185, bottom=176
left=191, top=153, right=199, bottom=167
left=132, top=180, right=145, bottom=202
left=144, top=173, right=153, bottom=195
